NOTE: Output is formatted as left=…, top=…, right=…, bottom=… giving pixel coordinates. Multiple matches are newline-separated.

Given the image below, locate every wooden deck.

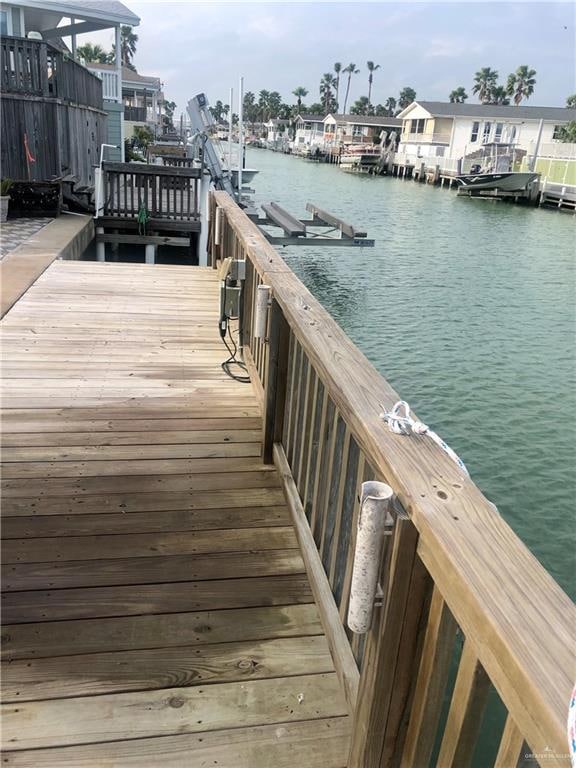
left=0, top=261, right=350, bottom=766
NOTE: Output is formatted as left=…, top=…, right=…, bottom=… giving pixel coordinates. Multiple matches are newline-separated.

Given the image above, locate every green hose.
left=137, top=201, right=150, bottom=235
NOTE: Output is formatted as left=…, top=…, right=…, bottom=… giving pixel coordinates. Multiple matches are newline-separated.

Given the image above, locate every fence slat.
left=348, top=510, right=429, bottom=768
left=401, top=585, right=458, bottom=768
left=494, top=715, right=526, bottom=768
left=436, top=638, right=491, bottom=768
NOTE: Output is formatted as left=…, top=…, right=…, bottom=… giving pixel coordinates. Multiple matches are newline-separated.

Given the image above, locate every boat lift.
left=254, top=201, right=375, bottom=248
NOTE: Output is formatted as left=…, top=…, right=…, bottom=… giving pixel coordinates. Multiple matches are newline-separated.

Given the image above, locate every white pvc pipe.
left=347, top=481, right=394, bottom=634
left=228, top=86, right=234, bottom=173
left=238, top=75, right=244, bottom=199
left=253, top=285, right=270, bottom=339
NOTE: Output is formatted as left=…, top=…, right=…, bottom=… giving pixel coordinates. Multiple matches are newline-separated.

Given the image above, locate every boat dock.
left=1, top=191, right=574, bottom=766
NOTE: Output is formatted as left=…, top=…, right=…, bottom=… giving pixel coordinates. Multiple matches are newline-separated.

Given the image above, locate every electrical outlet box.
left=231, top=259, right=246, bottom=282
left=220, top=283, right=241, bottom=319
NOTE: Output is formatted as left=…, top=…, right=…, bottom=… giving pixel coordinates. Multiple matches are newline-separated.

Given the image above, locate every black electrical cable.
left=220, top=275, right=250, bottom=383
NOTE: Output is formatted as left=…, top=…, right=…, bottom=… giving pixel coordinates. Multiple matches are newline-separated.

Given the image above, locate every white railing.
left=401, top=132, right=451, bottom=144
left=534, top=141, right=576, bottom=160
left=90, top=68, right=120, bottom=101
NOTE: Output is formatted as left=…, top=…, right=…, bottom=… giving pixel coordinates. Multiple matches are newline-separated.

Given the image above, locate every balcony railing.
left=1, top=36, right=103, bottom=110
left=91, top=67, right=120, bottom=101
left=401, top=131, right=451, bottom=144
left=124, top=105, right=147, bottom=122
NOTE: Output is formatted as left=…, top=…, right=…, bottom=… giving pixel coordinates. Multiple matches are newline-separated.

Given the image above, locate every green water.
left=248, top=147, right=576, bottom=600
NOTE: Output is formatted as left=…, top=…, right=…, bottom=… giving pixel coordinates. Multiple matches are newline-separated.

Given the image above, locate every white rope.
left=379, top=400, right=469, bottom=477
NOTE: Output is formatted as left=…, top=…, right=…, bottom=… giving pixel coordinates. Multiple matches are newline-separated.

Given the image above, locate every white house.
left=396, top=101, right=576, bottom=171
left=87, top=63, right=163, bottom=139
left=323, top=114, right=403, bottom=148
left=292, top=114, right=325, bottom=152
left=265, top=118, right=290, bottom=146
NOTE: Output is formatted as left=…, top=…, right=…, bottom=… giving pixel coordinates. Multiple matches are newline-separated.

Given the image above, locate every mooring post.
left=145, top=244, right=156, bottom=265
left=96, top=227, right=105, bottom=262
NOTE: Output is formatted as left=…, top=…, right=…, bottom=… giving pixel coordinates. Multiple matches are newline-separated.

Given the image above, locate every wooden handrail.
left=211, top=190, right=575, bottom=764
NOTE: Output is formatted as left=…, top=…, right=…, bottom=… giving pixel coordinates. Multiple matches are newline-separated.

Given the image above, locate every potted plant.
left=0, top=179, right=12, bottom=223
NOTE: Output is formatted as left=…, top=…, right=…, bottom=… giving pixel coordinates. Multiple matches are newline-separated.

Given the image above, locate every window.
left=11, top=7, right=21, bottom=36
left=494, top=123, right=504, bottom=142
left=509, top=125, right=517, bottom=143
left=0, top=10, right=8, bottom=36
left=470, top=121, right=480, bottom=142
left=325, top=123, right=335, bottom=134
left=410, top=118, right=425, bottom=134
left=482, top=121, right=492, bottom=143
left=352, top=125, right=363, bottom=137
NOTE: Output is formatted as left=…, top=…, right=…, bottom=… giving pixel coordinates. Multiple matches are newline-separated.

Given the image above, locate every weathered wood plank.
left=2, top=549, right=305, bottom=591
left=2, top=635, right=334, bottom=702
left=1, top=717, right=350, bottom=768
left=1, top=604, right=323, bottom=661
left=1, top=673, right=347, bottom=750
left=2, top=574, right=314, bottom=623
left=2, top=505, right=289, bottom=538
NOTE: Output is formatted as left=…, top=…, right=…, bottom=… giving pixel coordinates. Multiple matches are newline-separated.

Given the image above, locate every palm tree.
left=76, top=43, right=112, bottom=64
left=292, top=86, right=308, bottom=114
left=320, top=73, right=337, bottom=115
left=120, top=25, right=138, bottom=65
left=342, top=63, right=359, bottom=114
left=333, top=62, right=342, bottom=111
left=472, top=67, right=499, bottom=104
left=398, top=87, right=416, bottom=109
left=506, top=65, right=536, bottom=105
left=366, top=61, right=381, bottom=106
left=490, top=86, right=510, bottom=105
left=449, top=86, right=468, bottom=103
left=351, top=96, right=370, bottom=116
left=567, top=94, right=576, bottom=108
left=384, top=96, right=397, bottom=116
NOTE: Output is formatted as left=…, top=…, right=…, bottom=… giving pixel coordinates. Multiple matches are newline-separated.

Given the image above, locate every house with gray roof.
left=396, top=100, right=576, bottom=169
left=323, top=113, right=403, bottom=148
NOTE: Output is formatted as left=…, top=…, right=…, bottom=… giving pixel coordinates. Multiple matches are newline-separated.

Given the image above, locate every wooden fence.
left=1, top=36, right=102, bottom=110
left=209, top=190, right=575, bottom=768
left=102, top=163, right=201, bottom=225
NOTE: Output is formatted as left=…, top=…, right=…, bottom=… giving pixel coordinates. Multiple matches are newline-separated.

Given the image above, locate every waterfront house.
left=292, top=114, right=326, bottom=151
left=396, top=100, right=576, bottom=176
left=86, top=63, right=163, bottom=140
left=2, top=0, right=140, bottom=162
left=323, top=114, right=403, bottom=148
left=265, top=118, right=290, bottom=149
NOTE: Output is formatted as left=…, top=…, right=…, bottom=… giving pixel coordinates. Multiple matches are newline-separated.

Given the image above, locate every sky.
left=90, top=0, right=575, bottom=116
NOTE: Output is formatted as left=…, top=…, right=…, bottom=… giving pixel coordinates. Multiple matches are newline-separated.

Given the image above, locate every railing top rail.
left=103, top=162, right=201, bottom=178
left=212, top=189, right=575, bottom=756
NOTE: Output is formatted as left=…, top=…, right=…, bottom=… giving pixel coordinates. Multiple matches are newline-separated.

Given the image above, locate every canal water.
left=247, top=147, right=575, bottom=602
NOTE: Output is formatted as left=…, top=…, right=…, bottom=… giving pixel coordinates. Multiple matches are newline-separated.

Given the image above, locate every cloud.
left=425, top=37, right=487, bottom=58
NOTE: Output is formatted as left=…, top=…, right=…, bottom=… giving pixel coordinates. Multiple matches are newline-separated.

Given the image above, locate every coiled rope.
left=379, top=400, right=469, bottom=477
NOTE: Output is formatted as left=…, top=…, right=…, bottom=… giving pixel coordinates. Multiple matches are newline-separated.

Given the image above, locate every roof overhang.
left=9, top=0, right=140, bottom=30
left=396, top=101, right=433, bottom=120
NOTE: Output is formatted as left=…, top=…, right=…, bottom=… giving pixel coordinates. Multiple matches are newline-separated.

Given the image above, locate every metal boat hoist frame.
left=254, top=202, right=374, bottom=248
left=188, top=93, right=374, bottom=250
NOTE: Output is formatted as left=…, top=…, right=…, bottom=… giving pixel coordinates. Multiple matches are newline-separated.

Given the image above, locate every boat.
left=456, top=142, right=538, bottom=192
left=339, top=143, right=382, bottom=173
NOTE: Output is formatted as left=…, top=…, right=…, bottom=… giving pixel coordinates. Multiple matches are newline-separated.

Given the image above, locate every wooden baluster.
left=313, top=400, right=337, bottom=547
left=494, top=715, right=526, bottom=768
left=330, top=436, right=360, bottom=600
left=38, top=41, right=48, bottom=97
left=401, top=585, right=458, bottom=768
left=348, top=509, right=432, bottom=768
left=262, top=298, right=290, bottom=464
left=298, top=372, right=319, bottom=496
left=436, top=638, right=491, bottom=768
left=302, top=379, right=325, bottom=522
left=294, top=361, right=313, bottom=489
left=320, top=414, right=346, bottom=570
left=286, top=342, right=302, bottom=466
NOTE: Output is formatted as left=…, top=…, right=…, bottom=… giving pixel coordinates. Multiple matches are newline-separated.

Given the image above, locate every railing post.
left=262, top=298, right=290, bottom=464
left=348, top=508, right=432, bottom=768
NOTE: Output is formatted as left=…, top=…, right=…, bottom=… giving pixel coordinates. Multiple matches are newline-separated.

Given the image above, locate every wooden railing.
left=161, top=156, right=195, bottom=168
left=209, top=190, right=575, bottom=768
left=1, top=37, right=102, bottom=110
left=124, top=105, right=147, bottom=122
left=102, top=163, right=201, bottom=223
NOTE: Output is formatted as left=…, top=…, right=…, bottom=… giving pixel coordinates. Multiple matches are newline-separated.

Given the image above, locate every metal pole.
left=530, top=118, right=544, bottom=172
left=238, top=76, right=244, bottom=201
left=228, top=87, right=234, bottom=174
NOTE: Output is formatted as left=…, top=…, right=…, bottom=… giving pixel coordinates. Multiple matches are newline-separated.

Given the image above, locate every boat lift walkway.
left=0, top=260, right=350, bottom=767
